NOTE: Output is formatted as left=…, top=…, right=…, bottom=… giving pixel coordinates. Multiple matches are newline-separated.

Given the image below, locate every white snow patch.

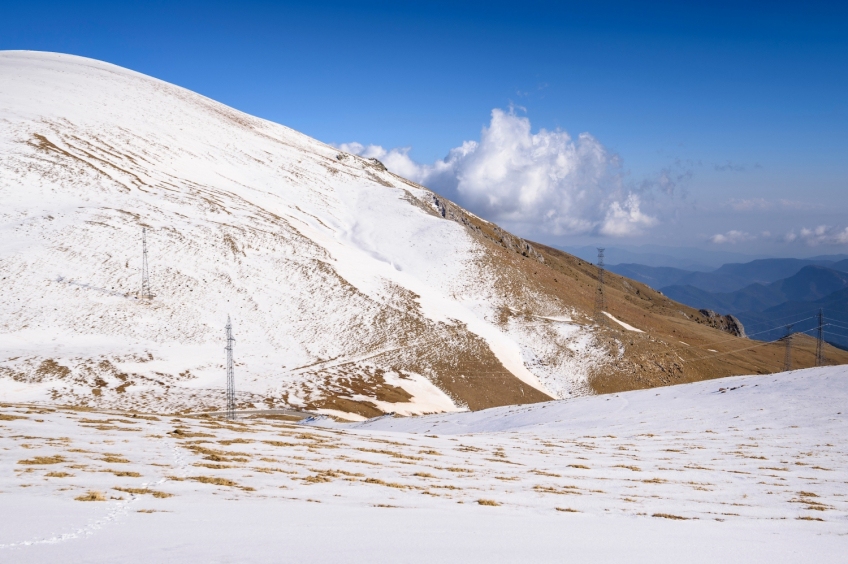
left=603, top=312, right=644, bottom=332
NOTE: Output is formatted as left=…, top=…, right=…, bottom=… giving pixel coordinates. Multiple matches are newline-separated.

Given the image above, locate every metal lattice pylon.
left=783, top=324, right=793, bottom=372
left=594, top=248, right=606, bottom=325
left=815, top=308, right=824, bottom=367
left=141, top=227, right=152, bottom=300
left=225, top=316, right=236, bottom=420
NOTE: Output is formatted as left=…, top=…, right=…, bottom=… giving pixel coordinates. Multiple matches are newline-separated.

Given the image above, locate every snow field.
left=1, top=366, right=846, bottom=561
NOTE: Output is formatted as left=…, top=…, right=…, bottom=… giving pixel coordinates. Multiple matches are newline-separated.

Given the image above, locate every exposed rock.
left=699, top=309, right=746, bottom=338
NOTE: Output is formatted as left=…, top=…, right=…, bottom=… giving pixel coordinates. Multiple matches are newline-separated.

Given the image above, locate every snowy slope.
left=1, top=366, right=846, bottom=562
left=0, top=51, right=612, bottom=416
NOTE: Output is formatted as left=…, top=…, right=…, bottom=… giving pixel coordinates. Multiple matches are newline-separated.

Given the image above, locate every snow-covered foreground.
left=1, top=366, right=847, bottom=562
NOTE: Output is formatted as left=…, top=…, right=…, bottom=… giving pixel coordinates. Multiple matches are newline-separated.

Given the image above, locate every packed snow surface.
left=1, top=366, right=846, bottom=562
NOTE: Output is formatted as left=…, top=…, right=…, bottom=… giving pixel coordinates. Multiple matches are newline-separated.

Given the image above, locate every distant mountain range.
left=557, top=244, right=770, bottom=271
left=607, top=258, right=848, bottom=350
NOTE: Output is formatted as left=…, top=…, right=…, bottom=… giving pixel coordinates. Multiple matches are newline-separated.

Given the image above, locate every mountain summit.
left=1, top=52, right=843, bottom=418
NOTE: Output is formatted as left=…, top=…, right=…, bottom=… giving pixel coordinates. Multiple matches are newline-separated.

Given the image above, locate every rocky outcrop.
left=699, top=309, right=746, bottom=338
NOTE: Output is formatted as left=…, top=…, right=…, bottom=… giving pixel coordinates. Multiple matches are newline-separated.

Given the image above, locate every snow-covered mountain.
left=0, top=51, right=610, bottom=417
left=3, top=51, right=844, bottom=418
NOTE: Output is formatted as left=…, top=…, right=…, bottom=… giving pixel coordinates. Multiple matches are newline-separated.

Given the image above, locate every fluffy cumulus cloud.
left=785, top=225, right=848, bottom=246
left=338, top=109, right=657, bottom=237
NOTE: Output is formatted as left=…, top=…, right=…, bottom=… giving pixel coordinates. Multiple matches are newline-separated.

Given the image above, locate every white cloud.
left=786, top=225, right=848, bottom=246
left=710, top=230, right=755, bottom=244
left=337, top=108, right=657, bottom=237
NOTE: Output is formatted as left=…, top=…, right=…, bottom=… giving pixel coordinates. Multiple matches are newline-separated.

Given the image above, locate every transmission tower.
left=594, top=248, right=606, bottom=325
left=141, top=227, right=152, bottom=300
left=225, top=316, right=236, bottom=420
left=783, top=324, right=793, bottom=372
left=816, top=308, right=824, bottom=367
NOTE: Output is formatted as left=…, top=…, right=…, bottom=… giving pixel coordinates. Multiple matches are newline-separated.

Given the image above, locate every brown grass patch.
left=168, top=429, right=215, bottom=438
left=556, top=507, right=579, bottom=513
left=363, top=478, right=408, bottom=489
left=614, top=465, right=642, bottom=472
left=100, top=455, right=130, bottom=464
left=18, top=455, right=65, bottom=465
left=797, top=516, right=824, bottom=521
left=653, top=513, right=689, bottom=520
left=413, top=472, right=435, bottom=478
left=114, top=487, right=173, bottom=498
left=45, top=471, right=73, bottom=478
left=0, top=413, right=26, bottom=421
left=75, top=490, right=107, bottom=502
left=263, top=440, right=298, bottom=447
left=534, top=485, right=581, bottom=495
left=219, top=439, right=253, bottom=445
left=189, top=476, right=241, bottom=488
left=568, top=464, right=590, bottom=470
left=357, top=448, right=422, bottom=461
left=477, top=499, right=500, bottom=506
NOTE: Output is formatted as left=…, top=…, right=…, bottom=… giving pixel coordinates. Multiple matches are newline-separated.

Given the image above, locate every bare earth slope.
left=1, top=51, right=845, bottom=418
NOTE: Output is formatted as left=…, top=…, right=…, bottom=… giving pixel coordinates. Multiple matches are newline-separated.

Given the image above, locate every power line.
left=141, top=227, right=152, bottom=300
left=679, top=314, right=820, bottom=356
left=225, top=315, right=236, bottom=421
left=783, top=324, right=793, bottom=372
left=594, top=248, right=606, bottom=326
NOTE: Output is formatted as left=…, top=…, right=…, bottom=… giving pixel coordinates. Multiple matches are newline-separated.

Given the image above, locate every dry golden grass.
left=105, top=470, right=141, bottom=477
left=100, top=455, right=130, bottom=464
left=114, top=487, right=174, bottom=498
left=568, top=464, right=590, bottom=470
left=168, top=429, right=215, bottom=438
left=363, top=477, right=408, bottom=489
left=413, top=472, right=435, bottom=478
left=219, top=439, right=253, bottom=445
left=555, top=507, right=579, bottom=513
left=614, top=465, right=642, bottom=472
left=534, top=485, right=581, bottom=495
left=797, top=516, right=824, bottom=521
left=45, top=471, right=73, bottom=478
left=356, top=448, right=422, bottom=461
left=75, top=490, right=107, bottom=502
left=189, top=476, right=238, bottom=487
left=477, top=499, right=501, bottom=506
left=0, top=413, right=26, bottom=421
left=652, top=513, right=689, bottom=520
left=18, top=455, right=65, bottom=465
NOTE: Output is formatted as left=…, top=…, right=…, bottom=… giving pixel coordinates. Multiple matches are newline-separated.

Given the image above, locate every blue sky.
left=3, top=1, right=847, bottom=257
